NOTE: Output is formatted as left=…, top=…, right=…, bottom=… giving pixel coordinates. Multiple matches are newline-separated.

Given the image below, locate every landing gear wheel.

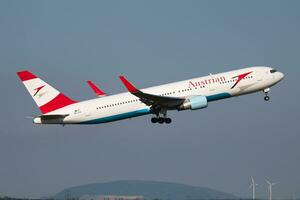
left=263, top=88, right=271, bottom=102
left=165, top=118, right=172, bottom=124
left=151, top=117, right=158, bottom=123
left=264, top=96, right=270, bottom=101
left=158, top=117, right=165, bottom=124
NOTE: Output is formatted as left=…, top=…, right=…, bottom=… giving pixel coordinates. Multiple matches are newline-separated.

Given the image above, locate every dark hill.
left=54, top=180, right=237, bottom=200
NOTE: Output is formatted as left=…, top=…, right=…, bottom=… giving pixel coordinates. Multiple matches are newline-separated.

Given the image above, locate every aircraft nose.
left=278, top=71, right=284, bottom=80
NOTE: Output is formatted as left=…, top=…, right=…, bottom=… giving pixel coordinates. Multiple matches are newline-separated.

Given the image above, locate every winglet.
left=119, top=76, right=139, bottom=93
left=87, top=80, right=106, bottom=97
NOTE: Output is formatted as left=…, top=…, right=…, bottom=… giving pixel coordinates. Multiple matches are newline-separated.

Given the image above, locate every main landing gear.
left=263, top=88, right=270, bottom=101
left=150, top=107, right=172, bottom=124
left=151, top=117, right=172, bottom=124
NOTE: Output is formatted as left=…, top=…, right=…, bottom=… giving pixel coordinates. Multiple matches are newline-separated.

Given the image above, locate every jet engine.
left=178, top=95, right=208, bottom=110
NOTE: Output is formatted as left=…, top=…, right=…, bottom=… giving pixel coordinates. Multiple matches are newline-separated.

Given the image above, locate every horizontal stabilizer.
left=33, top=114, right=69, bottom=124
left=38, top=114, right=69, bottom=120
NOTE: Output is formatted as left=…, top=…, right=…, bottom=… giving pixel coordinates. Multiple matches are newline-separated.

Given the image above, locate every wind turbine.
left=249, top=176, right=258, bottom=200
left=266, top=179, right=278, bottom=200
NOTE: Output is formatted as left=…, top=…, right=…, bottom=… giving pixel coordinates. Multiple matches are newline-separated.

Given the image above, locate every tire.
left=165, top=118, right=172, bottom=124
left=158, top=117, right=164, bottom=124
left=151, top=117, right=158, bottom=123
left=264, top=96, right=270, bottom=101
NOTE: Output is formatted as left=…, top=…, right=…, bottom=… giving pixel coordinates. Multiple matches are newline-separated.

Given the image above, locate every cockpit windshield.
left=270, top=69, right=277, bottom=73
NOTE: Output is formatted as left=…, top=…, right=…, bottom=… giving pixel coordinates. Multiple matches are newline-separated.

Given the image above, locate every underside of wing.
left=119, top=76, right=185, bottom=108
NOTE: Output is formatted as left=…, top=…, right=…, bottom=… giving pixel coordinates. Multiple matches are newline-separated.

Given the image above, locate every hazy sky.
left=0, top=0, right=299, bottom=199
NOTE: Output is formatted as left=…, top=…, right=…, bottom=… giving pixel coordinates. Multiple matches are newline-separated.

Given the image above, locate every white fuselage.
left=33, top=66, right=284, bottom=124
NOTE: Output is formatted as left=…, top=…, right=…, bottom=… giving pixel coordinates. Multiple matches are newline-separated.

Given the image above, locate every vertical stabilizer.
left=17, top=70, right=77, bottom=114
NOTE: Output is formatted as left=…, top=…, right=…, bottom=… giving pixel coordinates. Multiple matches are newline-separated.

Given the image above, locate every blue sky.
left=0, top=0, right=299, bottom=199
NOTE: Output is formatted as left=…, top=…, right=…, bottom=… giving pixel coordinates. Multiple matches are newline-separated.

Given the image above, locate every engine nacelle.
left=178, top=95, right=208, bottom=110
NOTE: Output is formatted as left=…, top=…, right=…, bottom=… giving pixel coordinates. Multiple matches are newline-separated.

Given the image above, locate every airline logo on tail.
left=33, top=85, right=45, bottom=97
left=17, top=70, right=77, bottom=114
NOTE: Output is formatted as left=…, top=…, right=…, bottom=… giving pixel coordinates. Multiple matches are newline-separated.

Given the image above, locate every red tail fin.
left=17, top=70, right=77, bottom=114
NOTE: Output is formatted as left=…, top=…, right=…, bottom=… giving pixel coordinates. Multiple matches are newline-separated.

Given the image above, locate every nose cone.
left=278, top=71, right=284, bottom=81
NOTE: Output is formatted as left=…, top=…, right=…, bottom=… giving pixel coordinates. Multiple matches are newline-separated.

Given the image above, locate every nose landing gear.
left=264, top=96, right=270, bottom=101
left=263, top=88, right=270, bottom=101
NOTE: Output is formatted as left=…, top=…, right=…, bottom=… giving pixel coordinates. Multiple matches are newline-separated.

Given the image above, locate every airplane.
left=17, top=66, right=284, bottom=125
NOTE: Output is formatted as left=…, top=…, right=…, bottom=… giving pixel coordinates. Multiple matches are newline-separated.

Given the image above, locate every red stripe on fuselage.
left=39, top=93, right=77, bottom=114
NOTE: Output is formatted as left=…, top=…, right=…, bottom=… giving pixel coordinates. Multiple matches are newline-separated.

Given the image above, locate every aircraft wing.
left=119, top=76, right=185, bottom=108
